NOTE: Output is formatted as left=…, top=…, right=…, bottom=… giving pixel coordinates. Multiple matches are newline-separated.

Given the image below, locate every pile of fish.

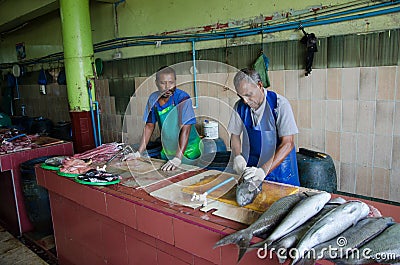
left=59, top=157, right=94, bottom=174
left=0, top=129, right=40, bottom=154
left=56, top=143, right=123, bottom=174
left=214, top=192, right=400, bottom=264
left=71, top=142, right=122, bottom=163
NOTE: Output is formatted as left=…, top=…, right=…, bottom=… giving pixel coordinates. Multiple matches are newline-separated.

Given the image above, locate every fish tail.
left=248, top=239, right=267, bottom=249
left=238, top=247, right=248, bottom=262
left=213, top=230, right=252, bottom=250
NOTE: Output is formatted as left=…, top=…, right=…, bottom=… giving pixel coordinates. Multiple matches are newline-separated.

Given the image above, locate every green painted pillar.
left=59, top=0, right=97, bottom=152
left=59, top=0, right=95, bottom=111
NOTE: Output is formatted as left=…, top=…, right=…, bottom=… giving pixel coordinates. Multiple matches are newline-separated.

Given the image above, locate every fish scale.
left=337, top=223, right=400, bottom=264
left=263, top=192, right=332, bottom=247
left=257, top=204, right=339, bottom=264
left=309, top=217, right=394, bottom=263
left=291, top=201, right=370, bottom=265
left=214, top=192, right=307, bottom=261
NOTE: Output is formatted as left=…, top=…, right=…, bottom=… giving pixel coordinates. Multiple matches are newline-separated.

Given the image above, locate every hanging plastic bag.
left=38, top=68, right=48, bottom=85
left=253, top=53, right=270, bottom=88
left=57, top=68, right=67, bottom=85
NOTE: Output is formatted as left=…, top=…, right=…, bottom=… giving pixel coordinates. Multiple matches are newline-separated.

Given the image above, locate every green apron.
left=155, top=102, right=201, bottom=163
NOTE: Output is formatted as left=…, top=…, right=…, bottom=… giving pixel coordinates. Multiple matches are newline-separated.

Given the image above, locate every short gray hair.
left=233, top=68, right=262, bottom=90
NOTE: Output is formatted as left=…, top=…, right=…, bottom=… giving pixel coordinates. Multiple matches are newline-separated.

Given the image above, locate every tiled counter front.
left=0, top=142, right=74, bottom=235
left=36, top=167, right=400, bottom=265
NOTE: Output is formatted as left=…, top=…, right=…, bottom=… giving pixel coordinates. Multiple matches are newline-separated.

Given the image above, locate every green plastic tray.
left=57, top=171, right=80, bottom=178
left=74, top=176, right=120, bottom=186
left=40, top=163, right=61, bottom=171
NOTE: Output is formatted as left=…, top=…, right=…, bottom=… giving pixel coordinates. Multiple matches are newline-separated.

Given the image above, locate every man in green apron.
left=125, top=66, right=201, bottom=171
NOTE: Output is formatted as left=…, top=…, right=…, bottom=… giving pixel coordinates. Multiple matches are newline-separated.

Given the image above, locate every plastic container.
left=20, top=156, right=55, bottom=235
left=203, top=120, right=219, bottom=139
left=296, top=148, right=337, bottom=193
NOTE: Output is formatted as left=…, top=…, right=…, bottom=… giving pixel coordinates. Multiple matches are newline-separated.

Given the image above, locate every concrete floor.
left=0, top=225, right=48, bottom=265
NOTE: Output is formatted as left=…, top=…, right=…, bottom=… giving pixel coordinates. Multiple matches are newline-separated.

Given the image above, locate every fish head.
left=309, top=192, right=331, bottom=212
left=236, top=179, right=262, bottom=207
left=341, top=201, right=370, bottom=223
left=359, top=202, right=371, bottom=217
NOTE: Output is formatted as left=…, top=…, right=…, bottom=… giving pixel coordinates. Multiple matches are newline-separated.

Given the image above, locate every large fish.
left=335, top=223, right=400, bottom=264
left=291, top=201, right=370, bottom=265
left=236, top=178, right=263, bottom=206
left=214, top=192, right=306, bottom=261
left=260, top=203, right=340, bottom=263
left=261, top=192, right=331, bottom=247
left=299, top=217, right=394, bottom=265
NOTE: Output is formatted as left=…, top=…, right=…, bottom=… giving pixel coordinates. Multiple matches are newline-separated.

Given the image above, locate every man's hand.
left=122, top=151, right=141, bottom=161
left=242, top=167, right=266, bottom=191
left=233, top=155, right=247, bottom=175
left=161, top=157, right=181, bottom=171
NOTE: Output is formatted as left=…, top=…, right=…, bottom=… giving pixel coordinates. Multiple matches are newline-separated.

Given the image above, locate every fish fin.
left=214, top=230, right=253, bottom=262
left=214, top=230, right=249, bottom=249
left=278, top=256, right=287, bottom=264
left=248, top=239, right=267, bottom=249
left=277, top=249, right=288, bottom=264
left=238, top=247, right=248, bottom=262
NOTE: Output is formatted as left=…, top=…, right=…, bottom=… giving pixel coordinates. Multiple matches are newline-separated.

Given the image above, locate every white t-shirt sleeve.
left=276, top=95, right=298, bottom=137
left=227, top=101, right=244, bottom=135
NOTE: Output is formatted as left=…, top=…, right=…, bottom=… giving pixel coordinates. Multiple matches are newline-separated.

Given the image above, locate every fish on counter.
left=236, top=177, right=263, bottom=207
left=72, top=142, right=123, bottom=164
left=59, top=157, right=94, bottom=174
left=44, top=156, right=68, bottom=167
left=301, top=217, right=395, bottom=265
left=262, top=192, right=331, bottom=247
left=290, top=201, right=370, bottom=265
left=335, top=222, right=400, bottom=265
left=0, top=129, right=40, bottom=154
left=214, top=192, right=307, bottom=261
left=253, top=199, right=344, bottom=263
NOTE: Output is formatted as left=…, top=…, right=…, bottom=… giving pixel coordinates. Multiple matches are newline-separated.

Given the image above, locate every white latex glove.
left=242, top=167, right=266, bottom=191
left=233, top=155, right=247, bottom=175
left=161, top=157, right=181, bottom=171
left=122, top=151, right=141, bottom=161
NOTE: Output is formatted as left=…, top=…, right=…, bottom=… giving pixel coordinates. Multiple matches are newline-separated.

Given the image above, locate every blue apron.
left=236, top=91, right=300, bottom=186
left=154, top=93, right=201, bottom=163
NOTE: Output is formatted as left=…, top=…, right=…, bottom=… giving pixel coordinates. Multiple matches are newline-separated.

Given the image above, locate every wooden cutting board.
left=151, top=170, right=299, bottom=224
left=182, top=171, right=299, bottom=213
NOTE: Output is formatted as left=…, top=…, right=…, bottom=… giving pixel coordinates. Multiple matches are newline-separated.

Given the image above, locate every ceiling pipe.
left=1, top=1, right=399, bottom=69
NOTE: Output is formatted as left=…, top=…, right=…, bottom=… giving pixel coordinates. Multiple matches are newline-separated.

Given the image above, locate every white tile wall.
left=117, top=66, right=400, bottom=202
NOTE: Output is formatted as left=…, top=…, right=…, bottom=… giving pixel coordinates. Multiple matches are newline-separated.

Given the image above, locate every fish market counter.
left=0, top=140, right=74, bottom=236
left=36, top=166, right=400, bottom=265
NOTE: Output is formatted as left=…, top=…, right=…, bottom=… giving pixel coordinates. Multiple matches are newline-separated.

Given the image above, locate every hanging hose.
left=95, top=101, right=102, bottom=146
left=87, top=80, right=99, bottom=147
left=192, top=40, right=198, bottom=108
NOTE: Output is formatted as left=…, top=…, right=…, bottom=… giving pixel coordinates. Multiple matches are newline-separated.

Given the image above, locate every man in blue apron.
left=228, top=68, right=300, bottom=186
left=124, top=66, right=201, bottom=171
